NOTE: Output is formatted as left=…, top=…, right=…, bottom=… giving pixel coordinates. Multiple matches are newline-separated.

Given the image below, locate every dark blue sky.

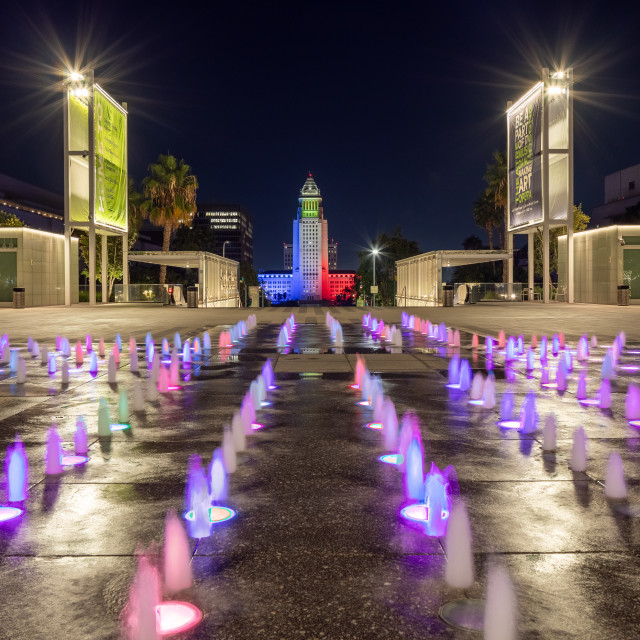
left=1, top=1, right=639, bottom=270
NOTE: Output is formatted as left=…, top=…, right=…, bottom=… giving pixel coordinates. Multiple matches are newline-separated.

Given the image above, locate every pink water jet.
left=625, top=384, right=640, bottom=420
left=123, top=554, right=161, bottom=640
left=164, top=511, right=193, bottom=593
left=75, top=341, right=83, bottom=365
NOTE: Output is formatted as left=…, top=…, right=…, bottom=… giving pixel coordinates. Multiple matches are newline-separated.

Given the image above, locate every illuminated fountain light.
left=0, top=506, right=23, bottom=522
left=61, top=455, right=88, bottom=466
left=357, top=400, right=371, bottom=407
left=251, top=422, right=264, bottom=430
left=619, top=365, right=640, bottom=372
left=496, top=419, right=521, bottom=429
left=379, top=453, right=403, bottom=465
left=156, top=601, right=203, bottom=635
left=579, top=397, right=600, bottom=406
left=401, top=503, right=428, bottom=523
left=629, top=420, right=640, bottom=428
left=184, top=506, right=236, bottom=524
left=365, top=422, right=383, bottom=430
left=110, top=423, right=131, bottom=431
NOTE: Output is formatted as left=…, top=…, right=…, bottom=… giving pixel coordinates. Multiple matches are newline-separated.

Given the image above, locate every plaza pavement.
left=0, top=302, right=639, bottom=639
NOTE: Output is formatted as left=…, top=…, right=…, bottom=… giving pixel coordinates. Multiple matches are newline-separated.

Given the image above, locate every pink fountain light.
left=156, top=601, right=203, bottom=635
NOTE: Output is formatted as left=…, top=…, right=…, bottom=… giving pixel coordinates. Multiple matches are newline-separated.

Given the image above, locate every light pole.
left=222, top=240, right=230, bottom=259
left=371, top=248, right=379, bottom=307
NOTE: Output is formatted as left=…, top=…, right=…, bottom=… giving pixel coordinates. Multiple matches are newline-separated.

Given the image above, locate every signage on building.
left=507, top=83, right=543, bottom=231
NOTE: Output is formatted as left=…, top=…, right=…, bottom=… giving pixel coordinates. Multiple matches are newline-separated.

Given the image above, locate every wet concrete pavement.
left=0, top=303, right=639, bottom=639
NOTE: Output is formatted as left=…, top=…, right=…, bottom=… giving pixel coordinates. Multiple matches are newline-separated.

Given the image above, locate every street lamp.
left=371, top=248, right=379, bottom=307
left=222, top=240, right=230, bottom=259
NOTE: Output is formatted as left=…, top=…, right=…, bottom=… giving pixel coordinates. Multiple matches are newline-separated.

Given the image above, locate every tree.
left=483, top=150, right=508, bottom=281
left=239, top=262, right=258, bottom=307
left=534, top=203, right=590, bottom=285
left=172, top=225, right=215, bottom=252
left=356, top=227, right=421, bottom=306
left=472, top=191, right=501, bottom=250
left=142, top=154, right=198, bottom=284
left=79, top=178, right=146, bottom=300
left=0, top=210, right=25, bottom=227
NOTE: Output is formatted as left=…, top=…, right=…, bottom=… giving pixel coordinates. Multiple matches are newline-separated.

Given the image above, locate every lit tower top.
left=298, top=172, right=324, bottom=220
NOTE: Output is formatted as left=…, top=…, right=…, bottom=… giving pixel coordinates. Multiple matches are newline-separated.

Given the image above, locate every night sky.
left=1, top=1, right=639, bottom=270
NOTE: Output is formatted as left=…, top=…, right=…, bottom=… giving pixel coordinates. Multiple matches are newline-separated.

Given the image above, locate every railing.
left=113, top=284, right=185, bottom=304
left=454, top=282, right=524, bottom=303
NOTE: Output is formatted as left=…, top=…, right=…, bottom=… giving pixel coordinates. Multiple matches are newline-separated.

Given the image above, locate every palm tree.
left=142, top=154, right=198, bottom=284
left=484, top=149, right=508, bottom=281
left=472, top=191, right=500, bottom=250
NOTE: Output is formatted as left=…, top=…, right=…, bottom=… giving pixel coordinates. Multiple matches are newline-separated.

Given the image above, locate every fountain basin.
left=156, top=601, right=202, bottom=635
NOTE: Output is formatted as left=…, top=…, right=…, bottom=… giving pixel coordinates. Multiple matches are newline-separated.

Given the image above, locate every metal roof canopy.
left=418, top=250, right=512, bottom=267
left=128, top=250, right=237, bottom=268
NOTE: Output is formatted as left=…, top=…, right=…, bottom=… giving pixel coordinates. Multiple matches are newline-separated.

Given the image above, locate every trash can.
left=443, top=285, right=454, bottom=307
left=618, top=285, right=630, bottom=306
left=12, top=287, right=25, bottom=309
left=187, top=286, right=198, bottom=308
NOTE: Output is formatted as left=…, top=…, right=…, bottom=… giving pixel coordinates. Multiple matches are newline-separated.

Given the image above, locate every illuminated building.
left=193, top=204, right=253, bottom=263
left=284, top=239, right=337, bottom=270
left=259, top=175, right=354, bottom=303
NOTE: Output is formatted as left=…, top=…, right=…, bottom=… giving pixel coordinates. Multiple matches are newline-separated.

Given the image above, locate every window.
left=630, top=181, right=636, bottom=191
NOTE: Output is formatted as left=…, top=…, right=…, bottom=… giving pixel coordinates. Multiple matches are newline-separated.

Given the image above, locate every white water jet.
left=483, top=565, right=517, bottom=640
left=222, top=429, right=237, bottom=473
left=469, top=372, right=485, bottom=400
left=605, top=452, right=627, bottom=499
left=45, top=427, right=63, bottom=475
left=444, top=501, right=473, bottom=589
left=232, top=411, right=246, bottom=452
left=542, top=415, right=557, bottom=451
left=107, top=355, right=117, bottom=384
left=119, top=389, right=130, bottom=423
left=133, top=380, right=146, bottom=413
left=60, top=360, right=70, bottom=385
left=17, top=356, right=27, bottom=384
left=130, top=348, right=139, bottom=374
left=482, top=372, right=496, bottom=409
left=571, top=427, right=588, bottom=472
left=74, top=417, right=88, bottom=455
left=98, top=398, right=111, bottom=437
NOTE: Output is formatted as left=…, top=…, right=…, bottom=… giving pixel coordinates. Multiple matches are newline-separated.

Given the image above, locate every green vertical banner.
left=94, top=87, right=127, bottom=230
